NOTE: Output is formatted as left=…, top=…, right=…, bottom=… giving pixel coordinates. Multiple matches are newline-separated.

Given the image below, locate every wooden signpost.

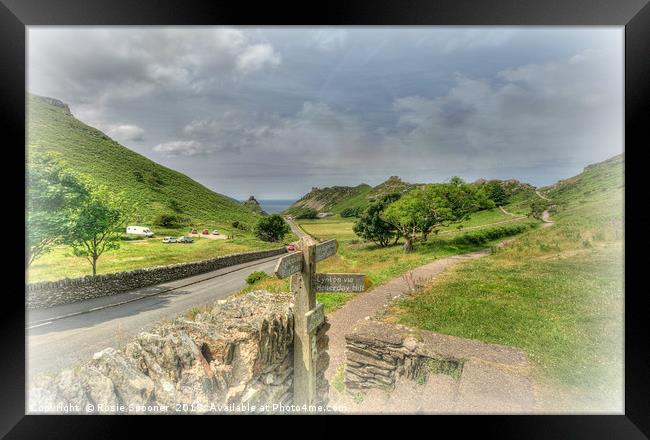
left=273, top=236, right=366, bottom=407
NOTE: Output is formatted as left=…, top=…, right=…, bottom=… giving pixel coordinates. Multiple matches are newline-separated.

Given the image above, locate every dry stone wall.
left=28, top=290, right=330, bottom=414
left=342, top=319, right=535, bottom=413
left=26, top=247, right=286, bottom=309
left=344, top=319, right=529, bottom=392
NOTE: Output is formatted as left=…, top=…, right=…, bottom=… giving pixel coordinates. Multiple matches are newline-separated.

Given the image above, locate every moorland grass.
left=387, top=154, right=624, bottom=412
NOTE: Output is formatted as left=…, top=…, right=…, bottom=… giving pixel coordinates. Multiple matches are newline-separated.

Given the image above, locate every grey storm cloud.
left=28, top=27, right=623, bottom=199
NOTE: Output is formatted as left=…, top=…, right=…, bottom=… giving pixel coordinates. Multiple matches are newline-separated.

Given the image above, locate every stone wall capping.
left=26, top=247, right=287, bottom=309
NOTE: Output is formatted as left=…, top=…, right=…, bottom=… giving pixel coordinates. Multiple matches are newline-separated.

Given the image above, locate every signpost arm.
left=293, top=237, right=317, bottom=408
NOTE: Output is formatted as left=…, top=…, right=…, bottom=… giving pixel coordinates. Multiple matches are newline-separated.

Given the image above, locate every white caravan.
left=126, top=226, right=154, bottom=237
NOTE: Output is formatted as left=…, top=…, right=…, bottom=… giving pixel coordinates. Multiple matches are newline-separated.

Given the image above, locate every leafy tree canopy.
left=26, top=153, right=90, bottom=266
left=254, top=214, right=291, bottom=242
left=383, top=178, right=492, bottom=252
left=64, top=189, right=131, bottom=276
left=352, top=193, right=401, bottom=247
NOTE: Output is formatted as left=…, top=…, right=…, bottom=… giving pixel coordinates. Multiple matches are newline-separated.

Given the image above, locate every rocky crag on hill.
left=285, top=184, right=371, bottom=213
left=284, top=174, right=536, bottom=216
left=29, top=291, right=330, bottom=414
left=284, top=176, right=419, bottom=216
left=242, top=196, right=268, bottom=216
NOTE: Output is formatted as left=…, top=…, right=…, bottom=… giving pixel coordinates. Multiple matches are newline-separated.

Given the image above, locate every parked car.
left=190, top=228, right=198, bottom=234
left=202, top=229, right=210, bottom=235
left=287, top=244, right=296, bottom=251
left=212, top=229, right=220, bottom=235
left=177, top=236, right=193, bottom=243
left=126, top=226, right=154, bottom=237
left=162, top=236, right=177, bottom=243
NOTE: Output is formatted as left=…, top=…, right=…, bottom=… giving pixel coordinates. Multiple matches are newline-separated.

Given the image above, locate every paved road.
left=26, top=254, right=282, bottom=381
left=284, top=216, right=312, bottom=241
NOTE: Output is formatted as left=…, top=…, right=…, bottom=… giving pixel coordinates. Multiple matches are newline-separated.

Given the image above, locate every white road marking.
left=26, top=321, right=52, bottom=330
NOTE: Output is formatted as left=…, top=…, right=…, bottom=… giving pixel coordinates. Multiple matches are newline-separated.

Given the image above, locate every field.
left=241, top=211, right=538, bottom=313
left=386, top=154, right=624, bottom=412
left=28, top=231, right=297, bottom=283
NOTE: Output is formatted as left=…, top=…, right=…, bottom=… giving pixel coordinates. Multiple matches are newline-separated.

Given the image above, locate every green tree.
left=64, top=191, right=129, bottom=276
left=383, top=188, right=448, bottom=252
left=353, top=194, right=400, bottom=247
left=26, top=154, right=90, bottom=266
left=528, top=199, right=548, bottom=220
left=383, top=180, right=489, bottom=252
left=254, top=214, right=290, bottom=242
left=340, top=206, right=363, bottom=218
left=154, top=213, right=187, bottom=228
left=484, top=181, right=508, bottom=206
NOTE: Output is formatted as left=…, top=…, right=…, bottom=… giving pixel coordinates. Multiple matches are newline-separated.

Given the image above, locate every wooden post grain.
left=292, top=237, right=317, bottom=407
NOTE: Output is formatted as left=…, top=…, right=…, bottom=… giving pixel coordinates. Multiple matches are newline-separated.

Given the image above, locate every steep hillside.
left=545, top=153, right=624, bottom=224
left=287, top=174, right=537, bottom=217
left=284, top=176, right=421, bottom=216
left=27, top=94, right=261, bottom=229
left=367, top=176, right=419, bottom=201
left=285, top=184, right=372, bottom=215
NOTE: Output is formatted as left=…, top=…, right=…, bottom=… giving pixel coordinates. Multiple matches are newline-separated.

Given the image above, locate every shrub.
left=169, top=199, right=183, bottom=213
left=246, top=271, right=269, bottom=285
left=294, top=208, right=318, bottom=219
left=451, top=223, right=532, bottom=246
left=341, top=206, right=363, bottom=218
left=133, top=170, right=144, bottom=182
left=153, top=213, right=189, bottom=228
left=254, top=214, right=291, bottom=242
left=232, top=220, right=250, bottom=231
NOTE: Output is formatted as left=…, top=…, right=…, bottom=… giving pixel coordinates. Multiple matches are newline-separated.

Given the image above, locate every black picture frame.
left=1, top=0, right=647, bottom=437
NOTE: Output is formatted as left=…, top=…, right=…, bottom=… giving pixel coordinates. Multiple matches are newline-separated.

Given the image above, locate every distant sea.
left=256, top=199, right=296, bottom=214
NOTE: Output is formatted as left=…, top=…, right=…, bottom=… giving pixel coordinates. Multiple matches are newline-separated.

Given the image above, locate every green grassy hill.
left=27, top=94, right=262, bottom=231
left=388, top=153, right=624, bottom=412
left=286, top=174, right=536, bottom=217
left=284, top=184, right=372, bottom=215
left=284, top=176, right=419, bottom=216
left=544, top=154, right=624, bottom=224
left=366, top=175, right=419, bottom=201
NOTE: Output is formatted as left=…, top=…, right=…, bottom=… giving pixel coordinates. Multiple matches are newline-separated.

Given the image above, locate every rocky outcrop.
left=285, top=184, right=371, bottom=213
left=242, top=195, right=268, bottom=216
left=26, top=247, right=286, bottom=309
left=32, top=95, right=72, bottom=115
left=28, top=290, right=330, bottom=414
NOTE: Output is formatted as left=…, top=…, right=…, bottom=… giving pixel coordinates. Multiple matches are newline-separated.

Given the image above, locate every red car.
left=202, top=229, right=210, bottom=235
left=287, top=244, right=296, bottom=251
left=190, top=229, right=197, bottom=234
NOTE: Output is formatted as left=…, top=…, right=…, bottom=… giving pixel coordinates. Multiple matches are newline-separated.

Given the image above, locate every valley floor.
left=286, top=182, right=623, bottom=413
left=240, top=208, right=535, bottom=314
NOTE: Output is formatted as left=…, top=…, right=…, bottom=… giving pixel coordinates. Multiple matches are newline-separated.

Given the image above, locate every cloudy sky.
left=28, top=27, right=623, bottom=199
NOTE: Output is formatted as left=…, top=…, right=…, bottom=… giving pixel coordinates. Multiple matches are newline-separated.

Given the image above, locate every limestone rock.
left=28, top=290, right=330, bottom=414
